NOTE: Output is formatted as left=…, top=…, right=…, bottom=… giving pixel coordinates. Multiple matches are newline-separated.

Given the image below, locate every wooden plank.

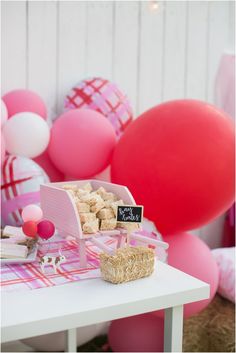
left=57, top=1, right=87, bottom=114
left=138, top=1, right=164, bottom=114
left=207, top=1, right=230, bottom=103
left=113, top=1, right=140, bottom=116
left=27, top=1, right=57, bottom=116
left=162, top=1, right=187, bottom=101
left=86, top=1, right=113, bottom=79
left=1, top=1, right=27, bottom=93
left=185, top=1, right=209, bottom=100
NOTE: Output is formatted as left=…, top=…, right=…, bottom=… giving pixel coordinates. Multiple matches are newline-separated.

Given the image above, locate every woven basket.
left=100, top=246, right=155, bottom=284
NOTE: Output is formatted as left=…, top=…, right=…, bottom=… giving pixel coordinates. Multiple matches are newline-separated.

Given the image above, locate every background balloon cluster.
left=1, top=77, right=235, bottom=352
left=1, top=77, right=133, bottom=227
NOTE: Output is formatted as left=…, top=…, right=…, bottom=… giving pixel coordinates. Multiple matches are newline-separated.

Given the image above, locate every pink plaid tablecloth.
left=0, top=237, right=116, bottom=292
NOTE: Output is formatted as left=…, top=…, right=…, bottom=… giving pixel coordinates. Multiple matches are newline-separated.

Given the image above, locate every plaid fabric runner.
left=0, top=237, right=117, bottom=292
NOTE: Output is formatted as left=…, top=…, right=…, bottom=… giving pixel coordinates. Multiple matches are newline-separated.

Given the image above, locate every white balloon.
left=22, top=322, right=109, bottom=352
left=3, top=112, right=50, bottom=158
left=1, top=99, right=8, bottom=127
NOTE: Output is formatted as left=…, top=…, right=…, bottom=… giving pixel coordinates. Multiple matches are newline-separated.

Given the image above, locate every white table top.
left=1, top=261, right=209, bottom=342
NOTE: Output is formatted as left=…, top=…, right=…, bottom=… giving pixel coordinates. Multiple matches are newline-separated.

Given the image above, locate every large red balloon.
left=111, top=100, right=235, bottom=234
left=152, top=232, right=219, bottom=318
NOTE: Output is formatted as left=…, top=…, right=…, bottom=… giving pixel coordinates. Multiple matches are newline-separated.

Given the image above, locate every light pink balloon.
left=109, top=314, right=164, bottom=352
left=1, top=133, right=6, bottom=164
left=1, top=99, right=8, bottom=127
left=34, top=150, right=64, bottom=182
left=22, top=204, right=43, bottom=222
left=2, top=89, right=47, bottom=119
left=48, top=109, right=116, bottom=178
left=153, top=233, right=219, bottom=318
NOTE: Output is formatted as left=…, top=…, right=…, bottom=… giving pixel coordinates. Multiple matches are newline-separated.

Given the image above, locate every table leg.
left=164, top=305, right=183, bottom=352
left=66, top=328, right=77, bottom=352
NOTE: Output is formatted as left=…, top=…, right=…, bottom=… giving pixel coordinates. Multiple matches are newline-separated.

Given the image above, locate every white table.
left=1, top=261, right=209, bottom=352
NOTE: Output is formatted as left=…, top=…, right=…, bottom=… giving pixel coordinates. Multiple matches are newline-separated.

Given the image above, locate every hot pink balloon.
left=34, top=150, right=64, bottom=182
left=48, top=109, right=116, bottom=178
left=37, top=220, right=55, bottom=240
left=153, top=233, right=219, bottom=318
left=109, top=314, right=164, bottom=352
left=2, top=89, right=47, bottom=119
left=22, top=204, right=43, bottom=222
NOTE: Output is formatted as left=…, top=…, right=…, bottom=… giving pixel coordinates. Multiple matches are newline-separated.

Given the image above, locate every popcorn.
left=97, top=208, right=115, bottom=220
left=83, top=219, right=99, bottom=234
left=90, top=200, right=105, bottom=213
left=79, top=212, right=96, bottom=224
left=76, top=202, right=90, bottom=213
left=100, top=218, right=117, bottom=231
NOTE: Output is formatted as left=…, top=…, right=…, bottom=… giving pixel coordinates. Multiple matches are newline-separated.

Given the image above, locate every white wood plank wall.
left=2, top=0, right=234, bottom=116
left=1, top=0, right=234, bottom=247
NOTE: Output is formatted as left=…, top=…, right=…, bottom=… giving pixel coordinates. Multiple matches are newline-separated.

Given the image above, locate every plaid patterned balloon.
left=1, top=155, right=49, bottom=227
left=64, top=77, right=133, bottom=137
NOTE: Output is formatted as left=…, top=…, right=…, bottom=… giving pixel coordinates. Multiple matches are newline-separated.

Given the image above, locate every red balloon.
left=37, top=220, right=55, bottom=240
left=22, top=221, right=38, bottom=238
left=153, top=232, right=219, bottom=318
left=34, top=150, right=64, bottom=182
left=109, top=314, right=164, bottom=352
left=111, top=100, right=235, bottom=234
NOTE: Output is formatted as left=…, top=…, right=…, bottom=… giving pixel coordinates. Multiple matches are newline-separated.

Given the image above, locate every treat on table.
left=17, top=238, right=38, bottom=254
left=82, top=219, right=99, bottom=234
left=100, top=218, right=117, bottom=231
left=83, top=182, right=93, bottom=192
left=110, top=199, right=124, bottom=216
left=79, top=212, right=96, bottom=224
left=76, top=202, right=90, bottom=213
left=97, top=208, right=115, bottom=220
left=1, top=242, right=28, bottom=259
left=90, top=200, right=105, bottom=213
left=100, top=191, right=117, bottom=202
left=100, top=246, right=155, bottom=284
left=62, top=184, right=78, bottom=191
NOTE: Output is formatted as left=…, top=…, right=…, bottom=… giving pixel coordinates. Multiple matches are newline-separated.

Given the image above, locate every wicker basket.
left=100, top=246, right=155, bottom=284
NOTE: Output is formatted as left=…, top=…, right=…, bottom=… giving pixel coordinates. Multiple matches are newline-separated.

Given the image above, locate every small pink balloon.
left=109, top=313, right=164, bottom=352
left=22, top=204, right=43, bottom=222
left=1, top=99, right=8, bottom=127
left=153, top=232, right=219, bottom=319
left=2, top=89, right=47, bottom=119
left=48, top=109, right=116, bottom=178
left=37, top=220, right=55, bottom=240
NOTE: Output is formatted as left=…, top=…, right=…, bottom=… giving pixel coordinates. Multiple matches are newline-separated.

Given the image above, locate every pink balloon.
left=22, top=204, right=43, bottom=222
left=37, top=220, right=55, bottom=240
left=34, top=150, right=64, bottom=182
left=1, top=99, right=8, bottom=127
left=109, top=314, right=164, bottom=352
left=48, top=109, right=116, bottom=178
left=2, top=89, right=47, bottom=119
left=1, top=133, right=6, bottom=164
left=153, top=233, right=219, bottom=318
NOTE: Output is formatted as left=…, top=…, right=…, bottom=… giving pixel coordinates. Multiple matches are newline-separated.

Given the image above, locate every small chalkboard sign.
left=116, top=205, right=143, bottom=223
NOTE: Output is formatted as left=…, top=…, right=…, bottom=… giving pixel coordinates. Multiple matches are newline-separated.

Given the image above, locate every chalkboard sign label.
left=116, top=205, right=143, bottom=223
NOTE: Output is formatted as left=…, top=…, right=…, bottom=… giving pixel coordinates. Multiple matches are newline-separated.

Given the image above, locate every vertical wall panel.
left=86, top=1, right=113, bottom=79
left=57, top=1, right=87, bottom=114
left=113, top=1, right=140, bottom=116
left=207, top=1, right=230, bottom=103
left=185, top=1, right=209, bottom=100
left=162, top=1, right=187, bottom=101
left=27, top=1, right=57, bottom=115
left=138, top=1, right=164, bottom=114
left=1, top=1, right=27, bottom=93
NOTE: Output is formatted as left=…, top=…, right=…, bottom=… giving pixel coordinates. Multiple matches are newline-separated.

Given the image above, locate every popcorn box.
left=40, top=180, right=136, bottom=240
